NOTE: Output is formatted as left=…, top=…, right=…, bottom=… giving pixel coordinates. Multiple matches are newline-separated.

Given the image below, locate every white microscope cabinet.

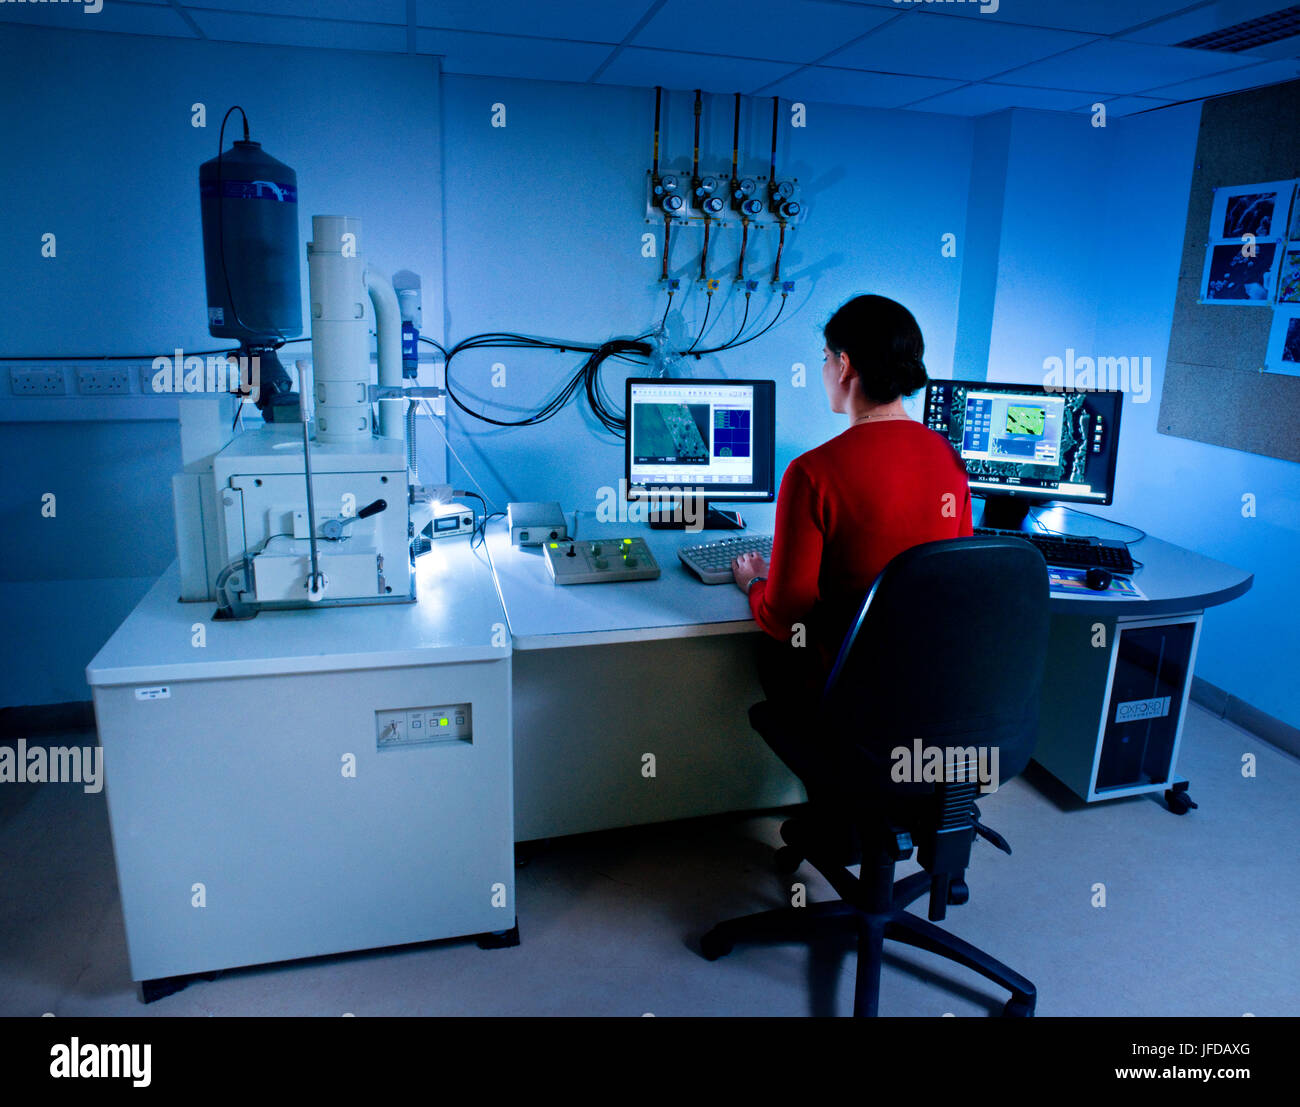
left=86, top=538, right=515, bottom=999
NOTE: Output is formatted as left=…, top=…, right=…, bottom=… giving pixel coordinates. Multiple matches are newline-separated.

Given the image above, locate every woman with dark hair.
left=731, top=294, right=973, bottom=702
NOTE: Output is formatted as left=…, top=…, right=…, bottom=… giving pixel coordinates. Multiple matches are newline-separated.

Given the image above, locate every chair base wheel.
left=699, top=928, right=734, bottom=961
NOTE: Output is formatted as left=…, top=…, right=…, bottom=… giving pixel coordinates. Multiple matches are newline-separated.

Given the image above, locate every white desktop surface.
left=486, top=504, right=1254, bottom=642
left=485, top=506, right=775, bottom=649
left=86, top=538, right=508, bottom=686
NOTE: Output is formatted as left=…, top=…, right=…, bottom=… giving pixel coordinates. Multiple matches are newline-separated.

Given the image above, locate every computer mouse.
left=1085, top=567, right=1112, bottom=591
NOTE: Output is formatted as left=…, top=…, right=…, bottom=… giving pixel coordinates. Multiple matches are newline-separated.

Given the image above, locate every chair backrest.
left=821, top=537, right=1051, bottom=798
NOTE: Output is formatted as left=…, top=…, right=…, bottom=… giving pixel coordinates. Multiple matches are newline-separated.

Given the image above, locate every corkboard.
left=1158, top=79, right=1300, bottom=463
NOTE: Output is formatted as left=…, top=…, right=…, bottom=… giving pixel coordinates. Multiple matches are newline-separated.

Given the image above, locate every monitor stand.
left=979, top=494, right=1036, bottom=532
left=647, top=500, right=745, bottom=530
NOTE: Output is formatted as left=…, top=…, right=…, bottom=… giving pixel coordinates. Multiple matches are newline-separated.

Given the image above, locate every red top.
left=748, top=418, right=973, bottom=671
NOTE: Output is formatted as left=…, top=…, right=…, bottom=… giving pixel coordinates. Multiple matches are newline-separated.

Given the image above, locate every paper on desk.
left=1048, top=566, right=1146, bottom=600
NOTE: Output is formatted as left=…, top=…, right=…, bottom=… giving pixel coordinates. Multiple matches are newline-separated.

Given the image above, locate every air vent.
left=1176, top=5, right=1300, bottom=52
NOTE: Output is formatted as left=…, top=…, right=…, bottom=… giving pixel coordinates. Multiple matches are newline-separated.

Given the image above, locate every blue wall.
left=438, top=75, right=972, bottom=510
left=0, top=23, right=442, bottom=705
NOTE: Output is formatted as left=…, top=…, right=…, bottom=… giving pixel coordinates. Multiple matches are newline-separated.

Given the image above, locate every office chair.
left=700, top=536, right=1050, bottom=1016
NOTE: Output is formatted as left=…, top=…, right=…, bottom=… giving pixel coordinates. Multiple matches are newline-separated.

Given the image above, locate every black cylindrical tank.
left=199, top=140, right=302, bottom=344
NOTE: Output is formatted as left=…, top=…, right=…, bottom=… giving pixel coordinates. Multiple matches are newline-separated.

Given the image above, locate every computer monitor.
left=922, top=379, right=1122, bottom=529
left=625, top=377, right=776, bottom=529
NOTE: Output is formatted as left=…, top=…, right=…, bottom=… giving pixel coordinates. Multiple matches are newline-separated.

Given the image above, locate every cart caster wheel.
left=1002, top=995, right=1035, bottom=1017
left=700, top=928, right=733, bottom=961
left=774, top=846, right=802, bottom=874
left=1165, top=782, right=1198, bottom=815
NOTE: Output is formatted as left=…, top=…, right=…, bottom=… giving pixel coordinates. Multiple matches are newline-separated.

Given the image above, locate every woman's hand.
left=732, top=552, right=770, bottom=593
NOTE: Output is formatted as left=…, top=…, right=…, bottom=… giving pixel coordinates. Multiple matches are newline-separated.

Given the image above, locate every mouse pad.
left=1048, top=566, right=1145, bottom=599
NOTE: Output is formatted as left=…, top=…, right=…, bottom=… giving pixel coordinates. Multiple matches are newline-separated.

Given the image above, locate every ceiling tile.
left=763, top=65, right=963, bottom=108
left=1086, top=94, right=1178, bottom=116
left=631, top=0, right=898, bottom=64
left=180, top=0, right=406, bottom=22
left=417, top=28, right=614, bottom=81
left=1140, top=57, right=1300, bottom=99
left=906, top=81, right=1104, bottom=116
left=825, top=10, right=1097, bottom=81
left=189, top=10, right=407, bottom=51
left=995, top=38, right=1261, bottom=94
left=594, top=47, right=797, bottom=93
left=884, top=0, right=1218, bottom=36
left=415, top=0, right=649, bottom=43
left=0, top=1, right=193, bottom=36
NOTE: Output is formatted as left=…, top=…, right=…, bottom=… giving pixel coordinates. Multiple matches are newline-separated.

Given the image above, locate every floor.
left=2, top=703, right=1296, bottom=1017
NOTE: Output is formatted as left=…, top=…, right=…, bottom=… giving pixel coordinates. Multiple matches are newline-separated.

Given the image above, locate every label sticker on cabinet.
left=1115, top=696, right=1171, bottom=722
left=134, top=686, right=171, bottom=701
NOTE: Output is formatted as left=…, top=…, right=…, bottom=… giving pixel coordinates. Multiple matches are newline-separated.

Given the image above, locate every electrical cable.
left=431, top=330, right=649, bottom=435
left=686, top=293, right=713, bottom=354
left=1028, top=505, right=1147, bottom=544
left=692, top=292, right=786, bottom=356
left=419, top=398, right=499, bottom=508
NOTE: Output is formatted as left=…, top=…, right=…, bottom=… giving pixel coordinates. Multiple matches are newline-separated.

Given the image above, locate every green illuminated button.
left=439, top=717, right=448, bottom=726
left=549, top=542, right=558, bottom=548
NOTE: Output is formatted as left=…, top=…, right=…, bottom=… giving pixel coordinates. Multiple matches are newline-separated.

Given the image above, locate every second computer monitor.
left=625, top=377, right=775, bottom=528
left=923, top=378, right=1122, bottom=529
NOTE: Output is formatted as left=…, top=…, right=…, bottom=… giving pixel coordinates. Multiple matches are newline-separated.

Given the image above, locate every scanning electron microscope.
left=84, top=131, right=517, bottom=1000
left=174, top=135, right=443, bottom=617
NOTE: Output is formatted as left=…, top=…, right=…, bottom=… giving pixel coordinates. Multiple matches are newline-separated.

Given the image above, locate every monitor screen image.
left=924, top=379, right=1122, bottom=506
left=625, top=378, right=774, bottom=503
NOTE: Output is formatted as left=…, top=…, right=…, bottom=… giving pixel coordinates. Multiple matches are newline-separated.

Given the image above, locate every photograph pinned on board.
left=1278, top=248, right=1300, bottom=304
left=1210, top=180, right=1294, bottom=240
left=1200, top=241, right=1278, bottom=302
left=1264, top=307, right=1300, bottom=376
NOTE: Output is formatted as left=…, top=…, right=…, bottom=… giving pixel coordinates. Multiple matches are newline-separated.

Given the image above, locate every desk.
left=486, top=504, right=804, bottom=841
left=487, top=507, right=1254, bottom=828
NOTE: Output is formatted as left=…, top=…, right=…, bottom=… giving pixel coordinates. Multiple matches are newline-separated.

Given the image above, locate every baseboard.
left=0, top=701, right=95, bottom=739
left=1191, top=678, right=1300, bottom=759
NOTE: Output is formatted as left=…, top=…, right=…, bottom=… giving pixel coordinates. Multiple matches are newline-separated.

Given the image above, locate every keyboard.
left=679, top=534, right=774, bottom=584
left=974, top=527, right=1135, bottom=574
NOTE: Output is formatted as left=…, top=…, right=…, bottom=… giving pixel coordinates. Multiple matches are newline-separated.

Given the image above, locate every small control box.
left=431, top=501, right=475, bottom=540
left=544, top=537, right=660, bottom=585
left=376, top=703, right=472, bottom=750
left=508, top=501, right=568, bottom=546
